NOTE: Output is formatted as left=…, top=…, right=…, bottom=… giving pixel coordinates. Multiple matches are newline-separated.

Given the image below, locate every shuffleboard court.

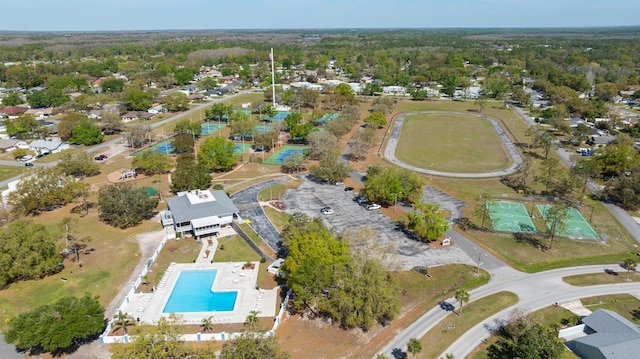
left=537, top=205, right=599, bottom=240
left=254, top=125, right=273, bottom=132
left=489, top=201, right=537, bottom=233
left=263, top=111, right=291, bottom=122
left=233, top=143, right=252, bottom=155
left=264, top=145, right=307, bottom=165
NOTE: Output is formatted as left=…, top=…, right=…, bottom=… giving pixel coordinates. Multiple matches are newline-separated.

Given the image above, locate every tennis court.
left=263, top=112, right=291, bottom=122
left=201, top=123, right=226, bottom=135
left=537, top=205, right=599, bottom=240
left=489, top=201, right=537, bottom=233
left=263, top=145, right=307, bottom=165
left=233, top=143, right=252, bottom=155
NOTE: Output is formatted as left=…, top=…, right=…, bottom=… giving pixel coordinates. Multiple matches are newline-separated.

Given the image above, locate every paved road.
left=231, top=176, right=290, bottom=254
left=378, top=106, right=640, bottom=358
left=0, top=332, right=22, bottom=359
left=383, top=111, right=523, bottom=178
left=377, top=263, right=640, bottom=358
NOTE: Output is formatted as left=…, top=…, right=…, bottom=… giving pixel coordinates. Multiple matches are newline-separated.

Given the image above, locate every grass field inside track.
left=395, top=113, right=511, bottom=173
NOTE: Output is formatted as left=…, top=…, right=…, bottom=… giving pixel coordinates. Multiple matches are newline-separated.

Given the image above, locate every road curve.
left=383, top=111, right=523, bottom=178
left=377, top=264, right=640, bottom=358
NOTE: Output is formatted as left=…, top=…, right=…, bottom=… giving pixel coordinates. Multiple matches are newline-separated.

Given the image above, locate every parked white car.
left=366, top=203, right=381, bottom=210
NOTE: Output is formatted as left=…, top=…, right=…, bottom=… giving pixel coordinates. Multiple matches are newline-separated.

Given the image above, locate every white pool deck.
left=119, top=228, right=278, bottom=325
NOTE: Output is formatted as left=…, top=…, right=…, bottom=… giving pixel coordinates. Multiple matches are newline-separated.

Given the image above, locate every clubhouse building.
left=161, top=190, right=239, bottom=238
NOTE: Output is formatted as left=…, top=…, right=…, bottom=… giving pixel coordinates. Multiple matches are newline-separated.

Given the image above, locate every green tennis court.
left=263, top=145, right=307, bottom=165
left=537, top=205, right=599, bottom=240
left=489, top=201, right=537, bottom=233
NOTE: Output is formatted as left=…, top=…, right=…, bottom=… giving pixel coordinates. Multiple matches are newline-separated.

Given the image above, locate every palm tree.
left=245, top=310, right=260, bottom=330
left=455, top=287, right=470, bottom=316
left=114, top=310, right=134, bottom=334
left=623, top=258, right=637, bottom=281
left=407, top=338, right=422, bottom=358
left=201, top=316, right=213, bottom=332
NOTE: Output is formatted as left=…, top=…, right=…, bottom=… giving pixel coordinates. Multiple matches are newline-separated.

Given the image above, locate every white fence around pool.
left=100, top=233, right=291, bottom=344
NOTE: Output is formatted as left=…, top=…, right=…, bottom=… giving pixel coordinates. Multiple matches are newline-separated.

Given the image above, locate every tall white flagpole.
left=270, top=48, right=276, bottom=109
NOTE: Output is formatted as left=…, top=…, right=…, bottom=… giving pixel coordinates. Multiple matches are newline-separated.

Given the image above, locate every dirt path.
left=65, top=228, right=166, bottom=359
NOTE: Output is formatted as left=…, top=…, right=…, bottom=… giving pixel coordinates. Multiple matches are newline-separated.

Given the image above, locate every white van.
left=20, top=155, right=33, bottom=162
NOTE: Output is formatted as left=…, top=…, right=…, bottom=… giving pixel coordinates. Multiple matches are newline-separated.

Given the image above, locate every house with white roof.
left=161, top=190, right=239, bottom=239
left=29, top=139, right=69, bottom=154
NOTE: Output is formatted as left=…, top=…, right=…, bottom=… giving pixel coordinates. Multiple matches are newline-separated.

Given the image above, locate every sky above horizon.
left=1, top=0, right=638, bottom=31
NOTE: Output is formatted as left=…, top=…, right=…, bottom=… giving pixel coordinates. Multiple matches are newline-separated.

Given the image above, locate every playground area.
left=263, top=112, right=291, bottom=122
left=107, top=168, right=148, bottom=183
left=537, top=205, right=600, bottom=240
left=201, top=123, right=226, bottom=135
left=263, top=145, right=307, bottom=165
left=489, top=201, right=537, bottom=233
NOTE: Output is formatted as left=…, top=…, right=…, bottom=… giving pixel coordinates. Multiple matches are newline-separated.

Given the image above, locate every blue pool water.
left=163, top=270, right=237, bottom=313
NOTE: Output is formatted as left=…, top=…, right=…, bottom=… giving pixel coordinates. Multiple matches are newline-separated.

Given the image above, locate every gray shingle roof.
left=166, top=190, right=239, bottom=224
left=568, top=309, right=640, bottom=359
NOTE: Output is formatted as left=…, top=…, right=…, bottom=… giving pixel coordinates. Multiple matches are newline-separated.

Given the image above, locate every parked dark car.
left=25, top=162, right=34, bottom=167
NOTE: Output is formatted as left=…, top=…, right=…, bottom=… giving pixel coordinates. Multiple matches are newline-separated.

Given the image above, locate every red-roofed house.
left=0, top=106, right=28, bottom=118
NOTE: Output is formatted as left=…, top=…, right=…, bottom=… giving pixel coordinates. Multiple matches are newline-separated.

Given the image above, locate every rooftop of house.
left=165, top=190, right=239, bottom=224
left=567, top=309, right=640, bottom=359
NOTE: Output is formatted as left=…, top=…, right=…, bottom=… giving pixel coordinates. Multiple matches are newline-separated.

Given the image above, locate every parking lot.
left=280, top=178, right=474, bottom=270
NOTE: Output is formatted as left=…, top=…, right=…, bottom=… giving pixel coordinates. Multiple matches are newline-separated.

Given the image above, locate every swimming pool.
left=163, top=270, right=237, bottom=313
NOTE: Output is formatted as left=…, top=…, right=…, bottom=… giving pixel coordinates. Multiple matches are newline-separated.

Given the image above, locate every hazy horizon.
left=1, top=0, right=638, bottom=32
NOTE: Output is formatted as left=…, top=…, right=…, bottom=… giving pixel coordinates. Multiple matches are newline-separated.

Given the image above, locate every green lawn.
left=469, top=305, right=580, bottom=359
left=563, top=271, right=640, bottom=286
left=262, top=206, right=290, bottom=233
left=0, top=165, right=25, bottom=183
left=213, top=234, right=262, bottom=263
left=396, top=113, right=511, bottom=173
left=581, top=294, right=640, bottom=324
left=416, top=291, right=519, bottom=359
left=257, top=179, right=303, bottom=202
left=146, top=239, right=201, bottom=288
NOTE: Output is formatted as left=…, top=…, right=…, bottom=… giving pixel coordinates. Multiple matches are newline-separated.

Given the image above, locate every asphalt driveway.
left=280, top=178, right=473, bottom=270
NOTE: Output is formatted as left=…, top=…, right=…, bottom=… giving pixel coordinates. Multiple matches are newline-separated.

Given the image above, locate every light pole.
left=474, top=247, right=487, bottom=274
left=392, top=192, right=401, bottom=213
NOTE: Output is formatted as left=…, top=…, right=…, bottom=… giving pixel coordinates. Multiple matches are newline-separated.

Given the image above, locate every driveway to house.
left=280, top=177, right=474, bottom=270
left=231, top=176, right=290, bottom=253
left=377, top=263, right=640, bottom=359
left=383, top=111, right=523, bottom=178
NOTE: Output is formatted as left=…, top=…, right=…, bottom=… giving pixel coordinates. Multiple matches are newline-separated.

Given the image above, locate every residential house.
left=562, top=309, right=640, bottom=359
left=0, top=139, right=28, bottom=151
left=161, top=190, right=239, bottom=239
left=382, top=86, right=407, bottom=95
left=147, top=105, right=166, bottom=114
left=121, top=111, right=153, bottom=122
left=29, top=139, right=69, bottom=154
left=88, top=109, right=102, bottom=119
left=587, top=135, right=616, bottom=147
left=188, top=93, right=205, bottom=101
left=0, top=106, right=28, bottom=119
left=25, top=108, right=52, bottom=119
